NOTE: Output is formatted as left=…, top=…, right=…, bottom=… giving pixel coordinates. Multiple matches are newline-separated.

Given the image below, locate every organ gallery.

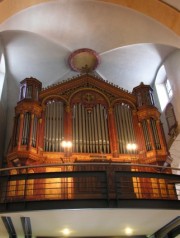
left=6, top=72, right=176, bottom=200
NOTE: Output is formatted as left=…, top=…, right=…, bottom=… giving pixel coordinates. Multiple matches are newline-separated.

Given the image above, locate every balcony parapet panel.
left=0, top=163, right=179, bottom=212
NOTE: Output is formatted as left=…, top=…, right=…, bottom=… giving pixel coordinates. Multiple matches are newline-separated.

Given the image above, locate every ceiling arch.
left=0, top=0, right=180, bottom=35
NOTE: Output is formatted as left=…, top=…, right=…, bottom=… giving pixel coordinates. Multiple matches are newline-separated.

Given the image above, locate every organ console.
left=6, top=73, right=174, bottom=200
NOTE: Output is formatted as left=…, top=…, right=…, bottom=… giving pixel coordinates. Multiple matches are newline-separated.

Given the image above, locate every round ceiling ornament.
left=68, top=48, right=100, bottom=73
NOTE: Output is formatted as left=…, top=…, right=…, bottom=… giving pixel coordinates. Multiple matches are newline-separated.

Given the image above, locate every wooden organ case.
left=6, top=74, right=175, bottom=200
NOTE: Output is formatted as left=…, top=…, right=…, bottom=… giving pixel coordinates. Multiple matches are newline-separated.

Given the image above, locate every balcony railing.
left=0, top=163, right=179, bottom=212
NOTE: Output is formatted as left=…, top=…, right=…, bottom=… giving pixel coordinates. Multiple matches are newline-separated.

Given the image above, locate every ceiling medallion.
left=68, top=48, right=100, bottom=73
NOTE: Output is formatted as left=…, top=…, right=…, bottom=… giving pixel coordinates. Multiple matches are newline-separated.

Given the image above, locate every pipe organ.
left=6, top=74, right=173, bottom=199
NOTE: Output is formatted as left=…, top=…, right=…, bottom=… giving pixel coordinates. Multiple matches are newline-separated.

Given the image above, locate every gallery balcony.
left=0, top=162, right=179, bottom=213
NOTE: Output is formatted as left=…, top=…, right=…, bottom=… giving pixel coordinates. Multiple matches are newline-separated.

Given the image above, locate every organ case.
left=6, top=74, right=172, bottom=200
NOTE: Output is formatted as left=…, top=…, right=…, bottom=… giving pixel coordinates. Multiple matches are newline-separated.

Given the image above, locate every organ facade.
left=7, top=73, right=168, bottom=165
left=6, top=73, right=175, bottom=200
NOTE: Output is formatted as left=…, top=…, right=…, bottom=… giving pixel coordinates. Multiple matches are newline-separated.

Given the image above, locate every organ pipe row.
left=44, top=101, right=64, bottom=152
left=141, top=119, right=161, bottom=151
left=12, top=113, right=39, bottom=148
left=72, top=103, right=110, bottom=153
left=141, top=120, right=152, bottom=151
left=12, top=100, right=164, bottom=155
left=114, top=103, right=136, bottom=154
